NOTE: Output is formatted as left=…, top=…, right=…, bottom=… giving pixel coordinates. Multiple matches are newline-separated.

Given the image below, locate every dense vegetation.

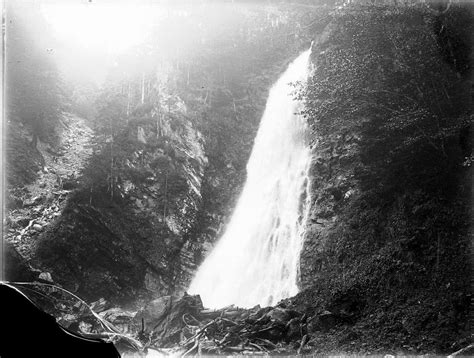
left=297, top=2, right=472, bottom=353
left=5, top=3, right=67, bottom=190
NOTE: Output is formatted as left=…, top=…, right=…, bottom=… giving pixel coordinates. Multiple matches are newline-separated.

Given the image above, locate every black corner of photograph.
left=0, top=283, right=120, bottom=358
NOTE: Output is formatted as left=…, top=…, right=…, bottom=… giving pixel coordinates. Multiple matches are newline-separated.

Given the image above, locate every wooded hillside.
left=298, top=2, right=472, bottom=353
left=3, top=1, right=472, bottom=355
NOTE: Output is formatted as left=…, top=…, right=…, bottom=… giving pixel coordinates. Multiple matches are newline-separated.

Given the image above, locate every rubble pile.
left=10, top=283, right=348, bottom=356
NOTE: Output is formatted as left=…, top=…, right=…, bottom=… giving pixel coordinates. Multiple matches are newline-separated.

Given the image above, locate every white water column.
left=189, top=47, right=313, bottom=309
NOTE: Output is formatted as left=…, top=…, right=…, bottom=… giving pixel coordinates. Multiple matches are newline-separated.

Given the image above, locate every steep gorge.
left=4, top=2, right=472, bottom=354
left=6, top=3, right=328, bottom=306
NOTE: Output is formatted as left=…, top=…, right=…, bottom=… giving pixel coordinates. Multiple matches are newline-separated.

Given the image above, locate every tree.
left=6, top=3, right=65, bottom=147
left=301, top=4, right=471, bottom=197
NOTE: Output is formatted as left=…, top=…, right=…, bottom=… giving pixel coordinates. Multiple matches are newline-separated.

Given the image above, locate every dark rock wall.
left=297, top=3, right=472, bottom=352
left=34, top=96, right=207, bottom=304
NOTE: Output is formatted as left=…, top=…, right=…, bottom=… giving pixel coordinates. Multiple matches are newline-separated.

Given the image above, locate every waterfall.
left=189, top=47, right=313, bottom=309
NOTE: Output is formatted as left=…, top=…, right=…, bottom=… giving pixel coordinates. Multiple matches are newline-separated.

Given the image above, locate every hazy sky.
left=39, top=1, right=156, bottom=84
left=11, top=0, right=272, bottom=85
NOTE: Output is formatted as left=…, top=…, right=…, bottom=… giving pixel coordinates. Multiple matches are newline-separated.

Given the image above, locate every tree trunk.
left=127, top=82, right=131, bottom=117
left=31, top=133, right=38, bottom=148
left=163, top=170, right=168, bottom=218
left=436, top=233, right=441, bottom=275
left=141, top=73, right=145, bottom=104
left=187, top=64, right=190, bottom=86
left=30, top=112, right=44, bottom=149
left=110, top=117, right=114, bottom=200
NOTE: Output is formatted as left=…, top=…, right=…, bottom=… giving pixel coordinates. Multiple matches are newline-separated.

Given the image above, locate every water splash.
left=189, top=48, right=313, bottom=309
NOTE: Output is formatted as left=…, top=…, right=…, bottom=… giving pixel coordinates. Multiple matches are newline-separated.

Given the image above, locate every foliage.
left=299, top=2, right=472, bottom=352
left=6, top=3, right=67, bottom=146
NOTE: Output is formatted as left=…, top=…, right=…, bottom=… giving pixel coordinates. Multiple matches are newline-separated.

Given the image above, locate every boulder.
left=266, top=307, right=301, bottom=324
left=134, top=295, right=173, bottom=332
left=133, top=293, right=204, bottom=346
left=39, top=272, right=54, bottom=283
left=24, top=196, right=43, bottom=206
left=308, top=310, right=338, bottom=332
left=285, top=317, right=303, bottom=340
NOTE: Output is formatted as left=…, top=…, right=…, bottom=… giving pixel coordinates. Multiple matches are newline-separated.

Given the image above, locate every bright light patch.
left=41, top=3, right=153, bottom=55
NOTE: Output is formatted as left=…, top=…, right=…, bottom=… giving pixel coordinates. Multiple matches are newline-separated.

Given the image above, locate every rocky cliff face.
left=299, top=131, right=359, bottom=289
left=14, top=51, right=307, bottom=306
left=297, top=4, right=472, bottom=352
left=33, top=93, right=208, bottom=305
left=6, top=3, right=328, bottom=307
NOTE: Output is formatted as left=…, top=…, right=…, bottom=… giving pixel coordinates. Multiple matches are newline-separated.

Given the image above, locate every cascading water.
left=189, top=47, right=313, bottom=309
